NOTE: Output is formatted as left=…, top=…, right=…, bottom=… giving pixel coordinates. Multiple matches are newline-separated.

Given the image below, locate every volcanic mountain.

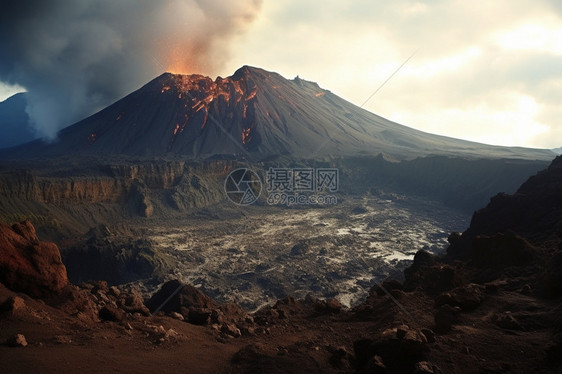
left=1, top=66, right=555, bottom=161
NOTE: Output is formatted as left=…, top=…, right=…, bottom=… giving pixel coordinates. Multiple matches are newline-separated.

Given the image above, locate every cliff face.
left=0, top=160, right=230, bottom=236
left=0, top=155, right=553, bottom=240
left=466, top=155, right=562, bottom=239
left=443, top=156, right=562, bottom=300
left=448, top=155, right=562, bottom=261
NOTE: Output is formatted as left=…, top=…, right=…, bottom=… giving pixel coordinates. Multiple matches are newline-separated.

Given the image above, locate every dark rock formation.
left=449, top=155, right=562, bottom=256
left=404, top=250, right=459, bottom=295
left=354, top=326, right=429, bottom=373
left=146, top=280, right=218, bottom=315
left=146, top=279, right=249, bottom=331
left=469, top=233, right=536, bottom=268
left=63, top=237, right=171, bottom=285
left=0, top=295, right=25, bottom=314
left=435, top=284, right=485, bottom=311
left=99, top=304, right=124, bottom=322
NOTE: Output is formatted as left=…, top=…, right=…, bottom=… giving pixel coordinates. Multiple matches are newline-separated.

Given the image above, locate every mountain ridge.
left=0, top=66, right=555, bottom=161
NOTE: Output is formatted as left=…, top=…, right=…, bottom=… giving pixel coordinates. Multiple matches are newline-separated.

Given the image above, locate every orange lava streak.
left=241, top=128, right=251, bottom=144
left=245, top=87, right=258, bottom=101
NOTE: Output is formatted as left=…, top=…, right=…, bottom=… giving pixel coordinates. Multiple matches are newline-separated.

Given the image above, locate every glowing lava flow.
left=163, top=72, right=261, bottom=149
left=241, top=128, right=251, bottom=144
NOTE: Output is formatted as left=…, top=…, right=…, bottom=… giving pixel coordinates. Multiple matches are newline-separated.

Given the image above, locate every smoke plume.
left=0, top=0, right=263, bottom=140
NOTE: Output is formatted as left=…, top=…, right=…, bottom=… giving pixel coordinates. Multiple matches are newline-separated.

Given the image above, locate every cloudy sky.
left=222, top=0, right=562, bottom=149
left=1, top=0, right=561, bottom=149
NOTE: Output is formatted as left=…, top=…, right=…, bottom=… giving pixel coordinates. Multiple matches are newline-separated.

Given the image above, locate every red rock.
left=7, top=334, right=27, bottom=347
left=221, top=322, right=241, bottom=338
left=119, top=289, right=150, bottom=316
left=0, top=295, right=26, bottom=314
left=0, top=220, right=68, bottom=298
left=415, top=361, right=436, bottom=373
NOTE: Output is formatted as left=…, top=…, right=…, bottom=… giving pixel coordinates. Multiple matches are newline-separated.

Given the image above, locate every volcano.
left=2, top=66, right=554, bottom=161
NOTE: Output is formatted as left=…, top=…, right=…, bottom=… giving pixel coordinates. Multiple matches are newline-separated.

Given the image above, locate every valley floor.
left=136, top=195, right=469, bottom=310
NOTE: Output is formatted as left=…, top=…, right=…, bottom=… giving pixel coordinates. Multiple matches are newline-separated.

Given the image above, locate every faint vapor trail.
left=360, top=50, right=417, bottom=108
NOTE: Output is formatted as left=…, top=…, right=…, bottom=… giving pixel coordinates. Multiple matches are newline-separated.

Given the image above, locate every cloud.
left=0, top=0, right=262, bottom=140
left=225, top=0, right=562, bottom=148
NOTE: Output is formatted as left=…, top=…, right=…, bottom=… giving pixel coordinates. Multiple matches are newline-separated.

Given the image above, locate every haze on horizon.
left=1, top=0, right=561, bottom=149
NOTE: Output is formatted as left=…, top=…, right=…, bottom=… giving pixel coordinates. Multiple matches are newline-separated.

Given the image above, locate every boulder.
left=435, top=284, right=484, bottom=311
left=221, top=322, right=242, bottom=338
left=0, top=221, right=68, bottom=298
left=470, top=233, right=536, bottom=268
left=313, top=297, right=343, bottom=314
left=7, top=334, right=28, bottom=347
left=146, top=280, right=218, bottom=314
left=0, top=296, right=26, bottom=314
left=99, top=305, right=124, bottom=322
left=354, top=326, right=429, bottom=372
left=169, top=311, right=184, bottom=321
left=415, top=361, right=438, bottom=374
left=188, top=308, right=212, bottom=325
left=108, top=286, right=121, bottom=298
left=366, top=355, right=386, bottom=373
left=119, top=289, right=150, bottom=316
left=434, top=304, right=460, bottom=334
left=290, top=242, right=309, bottom=256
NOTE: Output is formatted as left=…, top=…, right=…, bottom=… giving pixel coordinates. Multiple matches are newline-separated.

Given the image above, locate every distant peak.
left=232, top=65, right=268, bottom=80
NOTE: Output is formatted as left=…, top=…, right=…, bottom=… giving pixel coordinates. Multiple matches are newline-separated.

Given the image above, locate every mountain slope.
left=0, top=66, right=555, bottom=161
left=0, top=93, right=35, bottom=149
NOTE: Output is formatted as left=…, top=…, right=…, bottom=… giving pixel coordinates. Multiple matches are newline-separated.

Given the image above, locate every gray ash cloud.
left=0, top=0, right=262, bottom=140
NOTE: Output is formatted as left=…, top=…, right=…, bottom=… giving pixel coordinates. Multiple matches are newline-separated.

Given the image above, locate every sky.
left=1, top=0, right=561, bottom=149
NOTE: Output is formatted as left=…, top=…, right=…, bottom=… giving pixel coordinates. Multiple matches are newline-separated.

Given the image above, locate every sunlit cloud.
left=224, top=0, right=562, bottom=149
left=0, top=82, right=25, bottom=101
left=494, top=21, right=562, bottom=55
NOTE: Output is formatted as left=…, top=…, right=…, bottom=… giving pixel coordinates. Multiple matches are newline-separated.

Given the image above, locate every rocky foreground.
left=1, top=157, right=562, bottom=373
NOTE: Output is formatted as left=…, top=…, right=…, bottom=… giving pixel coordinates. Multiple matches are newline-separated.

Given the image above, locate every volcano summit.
left=3, top=66, right=554, bottom=161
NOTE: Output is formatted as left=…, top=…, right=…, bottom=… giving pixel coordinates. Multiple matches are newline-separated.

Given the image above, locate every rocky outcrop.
left=404, top=250, right=459, bottom=295
left=449, top=155, right=562, bottom=253
left=0, top=160, right=228, bottom=241
left=354, top=325, right=430, bottom=373
left=62, top=237, right=172, bottom=285
left=443, top=156, right=562, bottom=293
left=0, top=220, right=68, bottom=297
left=127, top=179, right=154, bottom=217
left=146, top=280, right=251, bottom=335
left=146, top=280, right=218, bottom=315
